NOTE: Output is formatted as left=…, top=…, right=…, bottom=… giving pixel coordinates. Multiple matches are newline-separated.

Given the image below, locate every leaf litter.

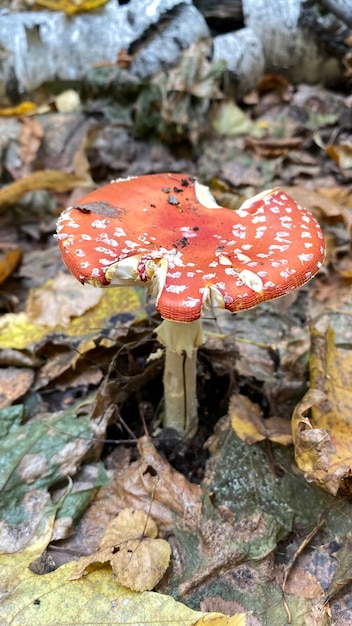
left=0, top=36, right=351, bottom=625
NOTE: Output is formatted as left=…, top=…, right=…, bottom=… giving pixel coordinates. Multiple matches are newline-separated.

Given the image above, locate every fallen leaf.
left=0, top=248, right=22, bottom=285
left=0, top=284, right=144, bottom=350
left=70, top=508, right=171, bottom=591
left=292, top=327, right=352, bottom=494
left=246, top=135, right=303, bottom=158
left=0, top=366, right=34, bottom=408
left=229, top=394, right=292, bottom=445
left=282, top=566, right=324, bottom=598
left=0, top=526, right=237, bottom=626
left=26, top=272, right=103, bottom=328
left=0, top=397, right=108, bottom=552
left=0, top=101, right=37, bottom=116
left=326, top=144, right=352, bottom=170
left=18, top=117, right=44, bottom=167
left=326, top=534, right=352, bottom=601
left=103, top=436, right=202, bottom=531
left=0, top=170, right=92, bottom=210
left=212, top=101, right=263, bottom=137
left=34, top=0, right=109, bottom=13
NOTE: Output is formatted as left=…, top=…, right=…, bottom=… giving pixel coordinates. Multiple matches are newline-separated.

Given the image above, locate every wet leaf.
left=70, top=508, right=171, bottom=591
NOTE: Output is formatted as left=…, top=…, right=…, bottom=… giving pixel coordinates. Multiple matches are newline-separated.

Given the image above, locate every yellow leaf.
left=0, top=523, right=237, bottom=625
left=292, top=327, right=352, bottom=494
left=0, top=170, right=92, bottom=211
left=194, top=616, right=247, bottom=625
left=0, top=285, right=144, bottom=350
left=70, top=508, right=171, bottom=591
left=0, top=101, right=37, bottom=116
left=35, top=0, right=109, bottom=14
left=230, top=394, right=292, bottom=445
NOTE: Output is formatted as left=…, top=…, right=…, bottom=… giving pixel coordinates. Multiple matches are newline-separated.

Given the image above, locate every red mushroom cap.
left=56, top=173, right=325, bottom=322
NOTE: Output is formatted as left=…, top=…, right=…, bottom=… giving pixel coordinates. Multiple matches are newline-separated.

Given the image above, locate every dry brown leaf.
left=282, top=567, right=324, bottom=599
left=26, top=272, right=102, bottom=328
left=18, top=117, right=44, bottom=167
left=70, top=508, right=171, bottom=591
left=0, top=366, right=34, bottom=408
left=229, top=394, right=292, bottom=445
left=109, top=436, right=202, bottom=531
left=326, top=144, right=352, bottom=170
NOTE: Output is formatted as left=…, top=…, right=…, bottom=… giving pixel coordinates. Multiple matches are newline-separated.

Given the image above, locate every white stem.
left=162, top=347, right=198, bottom=436
left=155, top=319, right=203, bottom=437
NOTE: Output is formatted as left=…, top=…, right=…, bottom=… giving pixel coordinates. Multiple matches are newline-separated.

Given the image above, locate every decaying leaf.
left=292, top=388, right=331, bottom=478
left=0, top=366, right=34, bottom=408
left=292, top=328, right=352, bottom=494
left=326, top=144, right=352, bottom=170
left=26, top=272, right=102, bottom=328
left=229, top=394, right=292, bottom=445
left=0, top=170, right=92, bottom=211
left=327, top=534, right=352, bottom=602
left=94, top=436, right=202, bottom=532
left=0, top=528, right=236, bottom=626
left=0, top=397, right=108, bottom=553
left=0, top=284, right=144, bottom=350
left=70, top=508, right=171, bottom=591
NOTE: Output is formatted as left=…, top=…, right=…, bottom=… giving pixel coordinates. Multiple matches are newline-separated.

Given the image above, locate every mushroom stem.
left=155, top=319, right=204, bottom=437
left=162, top=347, right=198, bottom=436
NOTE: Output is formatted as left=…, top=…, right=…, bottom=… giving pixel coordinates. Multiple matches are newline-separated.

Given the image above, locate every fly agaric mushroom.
left=56, top=173, right=325, bottom=437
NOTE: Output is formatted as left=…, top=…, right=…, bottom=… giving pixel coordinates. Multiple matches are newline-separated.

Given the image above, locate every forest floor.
left=0, top=51, right=352, bottom=626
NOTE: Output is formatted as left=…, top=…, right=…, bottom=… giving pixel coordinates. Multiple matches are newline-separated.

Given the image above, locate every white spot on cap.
left=114, top=227, right=127, bottom=238
left=299, top=253, right=314, bottom=262
left=203, top=273, right=216, bottom=280
left=95, top=246, right=117, bottom=257
left=182, top=296, right=201, bottom=308
left=92, top=219, right=110, bottom=228
left=166, top=284, right=187, bottom=294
